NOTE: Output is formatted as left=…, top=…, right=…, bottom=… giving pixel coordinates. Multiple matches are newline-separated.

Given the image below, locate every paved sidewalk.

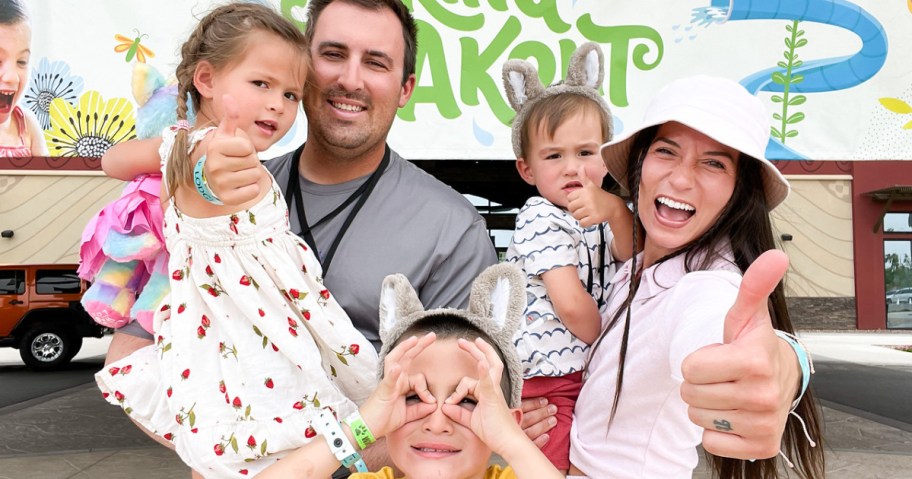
left=0, top=332, right=910, bottom=478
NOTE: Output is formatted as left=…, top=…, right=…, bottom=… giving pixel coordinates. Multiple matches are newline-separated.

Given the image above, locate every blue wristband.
left=193, top=155, right=223, bottom=205
left=774, top=330, right=812, bottom=409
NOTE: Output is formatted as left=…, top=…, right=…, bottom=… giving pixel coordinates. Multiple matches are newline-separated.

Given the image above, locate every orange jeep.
left=0, top=264, right=107, bottom=370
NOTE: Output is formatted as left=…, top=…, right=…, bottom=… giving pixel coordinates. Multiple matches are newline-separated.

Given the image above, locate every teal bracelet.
left=774, top=330, right=812, bottom=409
left=193, top=155, right=223, bottom=205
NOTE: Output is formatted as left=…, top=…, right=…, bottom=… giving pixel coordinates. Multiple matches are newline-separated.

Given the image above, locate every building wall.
left=773, top=176, right=855, bottom=298
left=0, top=173, right=123, bottom=265
left=852, top=161, right=912, bottom=330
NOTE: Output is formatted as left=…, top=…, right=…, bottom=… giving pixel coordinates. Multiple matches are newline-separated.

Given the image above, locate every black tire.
left=18, top=325, right=81, bottom=370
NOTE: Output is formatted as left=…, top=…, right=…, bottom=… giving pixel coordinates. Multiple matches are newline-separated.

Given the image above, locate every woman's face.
left=637, top=122, right=739, bottom=266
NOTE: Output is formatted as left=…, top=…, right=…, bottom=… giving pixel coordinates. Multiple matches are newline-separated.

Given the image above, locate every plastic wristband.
left=313, top=409, right=368, bottom=472
left=193, top=155, right=223, bottom=205
left=344, top=411, right=376, bottom=450
left=774, top=330, right=813, bottom=409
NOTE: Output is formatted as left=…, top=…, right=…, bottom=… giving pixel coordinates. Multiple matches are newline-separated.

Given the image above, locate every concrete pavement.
left=0, top=332, right=911, bottom=478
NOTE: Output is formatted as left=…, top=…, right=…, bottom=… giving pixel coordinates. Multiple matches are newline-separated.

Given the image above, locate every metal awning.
left=865, top=186, right=912, bottom=233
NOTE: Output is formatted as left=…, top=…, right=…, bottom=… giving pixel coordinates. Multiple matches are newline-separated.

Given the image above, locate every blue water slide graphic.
left=709, top=0, right=888, bottom=159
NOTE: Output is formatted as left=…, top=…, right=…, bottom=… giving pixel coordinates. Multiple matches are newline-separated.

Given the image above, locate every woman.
left=568, top=75, right=824, bottom=478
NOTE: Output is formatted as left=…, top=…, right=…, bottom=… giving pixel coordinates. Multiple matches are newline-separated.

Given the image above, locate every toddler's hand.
left=568, top=165, right=614, bottom=228
left=442, top=338, right=522, bottom=456
left=206, top=94, right=263, bottom=206
left=360, top=333, right=437, bottom=439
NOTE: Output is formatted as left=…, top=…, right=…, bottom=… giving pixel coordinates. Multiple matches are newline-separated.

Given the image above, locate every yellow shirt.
left=351, top=465, right=516, bottom=479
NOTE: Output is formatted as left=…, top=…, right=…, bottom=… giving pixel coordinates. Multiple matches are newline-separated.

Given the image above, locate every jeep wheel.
left=19, top=326, right=82, bottom=370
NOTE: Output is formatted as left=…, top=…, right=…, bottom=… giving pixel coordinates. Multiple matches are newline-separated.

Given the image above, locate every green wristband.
left=344, top=412, right=375, bottom=450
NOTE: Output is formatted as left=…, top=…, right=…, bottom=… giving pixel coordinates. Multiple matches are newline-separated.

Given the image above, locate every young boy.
left=257, top=263, right=564, bottom=479
left=501, top=42, right=634, bottom=471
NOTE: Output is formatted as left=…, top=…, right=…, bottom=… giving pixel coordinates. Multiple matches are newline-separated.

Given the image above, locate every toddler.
left=501, top=42, right=634, bottom=471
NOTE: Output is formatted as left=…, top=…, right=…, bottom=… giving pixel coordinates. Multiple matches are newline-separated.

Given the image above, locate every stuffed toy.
left=78, top=63, right=193, bottom=333
left=377, top=263, right=526, bottom=408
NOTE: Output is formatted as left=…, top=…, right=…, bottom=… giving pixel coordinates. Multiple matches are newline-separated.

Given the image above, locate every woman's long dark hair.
left=587, top=126, right=825, bottom=479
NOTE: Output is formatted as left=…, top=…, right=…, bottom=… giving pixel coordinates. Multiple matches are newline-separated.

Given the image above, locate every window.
left=0, top=270, right=25, bottom=295
left=35, top=269, right=82, bottom=294
left=884, top=213, right=912, bottom=233
left=885, top=240, right=912, bottom=329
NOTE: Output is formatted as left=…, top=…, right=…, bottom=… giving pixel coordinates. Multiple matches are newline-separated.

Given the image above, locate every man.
left=205, top=0, right=496, bottom=350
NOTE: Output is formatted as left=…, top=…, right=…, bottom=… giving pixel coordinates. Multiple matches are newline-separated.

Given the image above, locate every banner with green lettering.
left=25, top=0, right=912, bottom=160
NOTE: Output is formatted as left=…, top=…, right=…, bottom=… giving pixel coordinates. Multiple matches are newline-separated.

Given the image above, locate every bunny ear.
left=378, top=274, right=426, bottom=344
left=566, top=42, right=604, bottom=90
left=468, top=263, right=525, bottom=337
left=502, top=59, right=545, bottom=113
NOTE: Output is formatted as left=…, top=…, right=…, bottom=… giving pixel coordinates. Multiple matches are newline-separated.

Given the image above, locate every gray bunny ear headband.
left=502, top=42, right=613, bottom=158
left=378, top=263, right=525, bottom=408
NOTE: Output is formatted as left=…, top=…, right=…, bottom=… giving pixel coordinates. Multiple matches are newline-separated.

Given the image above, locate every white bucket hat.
left=600, top=75, right=790, bottom=210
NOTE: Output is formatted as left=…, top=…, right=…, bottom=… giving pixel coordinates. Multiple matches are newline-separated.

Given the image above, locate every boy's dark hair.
left=303, top=0, right=418, bottom=85
left=391, top=314, right=513, bottom=401
left=520, top=93, right=611, bottom=160
left=0, top=0, right=28, bottom=24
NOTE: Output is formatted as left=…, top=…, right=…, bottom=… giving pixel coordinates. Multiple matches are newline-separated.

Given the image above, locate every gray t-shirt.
left=267, top=146, right=498, bottom=349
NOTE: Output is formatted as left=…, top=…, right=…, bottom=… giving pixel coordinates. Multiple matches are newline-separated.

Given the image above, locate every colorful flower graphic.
left=45, top=91, right=136, bottom=158
left=23, top=58, right=85, bottom=130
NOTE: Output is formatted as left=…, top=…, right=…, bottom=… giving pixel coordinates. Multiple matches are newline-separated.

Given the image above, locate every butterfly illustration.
left=114, top=30, right=155, bottom=63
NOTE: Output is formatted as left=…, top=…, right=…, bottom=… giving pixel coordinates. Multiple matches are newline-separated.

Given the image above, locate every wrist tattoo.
left=713, top=419, right=733, bottom=432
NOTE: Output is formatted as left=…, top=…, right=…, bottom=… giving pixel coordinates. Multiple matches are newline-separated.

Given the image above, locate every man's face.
left=303, top=1, right=415, bottom=158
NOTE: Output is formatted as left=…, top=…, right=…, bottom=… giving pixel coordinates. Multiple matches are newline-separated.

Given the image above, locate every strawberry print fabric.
left=96, top=127, right=378, bottom=478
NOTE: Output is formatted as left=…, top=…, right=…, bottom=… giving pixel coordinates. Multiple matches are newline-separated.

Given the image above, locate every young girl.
left=0, top=0, right=48, bottom=157
left=568, top=75, right=824, bottom=478
left=258, top=264, right=567, bottom=479
left=94, top=4, right=378, bottom=477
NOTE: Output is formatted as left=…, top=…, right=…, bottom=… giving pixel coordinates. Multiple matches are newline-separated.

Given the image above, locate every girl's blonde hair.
left=167, top=2, right=308, bottom=198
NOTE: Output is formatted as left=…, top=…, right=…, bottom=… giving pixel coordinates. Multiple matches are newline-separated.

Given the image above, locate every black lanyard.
left=585, top=223, right=607, bottom=308
left=285, top=143, right=391, bottom=277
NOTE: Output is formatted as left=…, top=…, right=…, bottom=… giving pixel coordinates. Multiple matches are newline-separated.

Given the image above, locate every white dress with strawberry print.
left=96, top=126, right=379, bottom=478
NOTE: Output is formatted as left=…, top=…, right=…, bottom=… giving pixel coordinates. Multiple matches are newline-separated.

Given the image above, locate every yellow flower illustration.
left=45, top=90, right=137, bottom=158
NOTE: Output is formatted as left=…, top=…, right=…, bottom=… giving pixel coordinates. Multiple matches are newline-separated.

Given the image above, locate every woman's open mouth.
left=655, top=196, right=695, bottom=222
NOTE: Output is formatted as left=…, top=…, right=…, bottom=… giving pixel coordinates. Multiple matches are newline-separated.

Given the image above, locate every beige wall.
left=0, top=173, right=124, bottom=265
left=773, top=176, right=855, bottom=297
